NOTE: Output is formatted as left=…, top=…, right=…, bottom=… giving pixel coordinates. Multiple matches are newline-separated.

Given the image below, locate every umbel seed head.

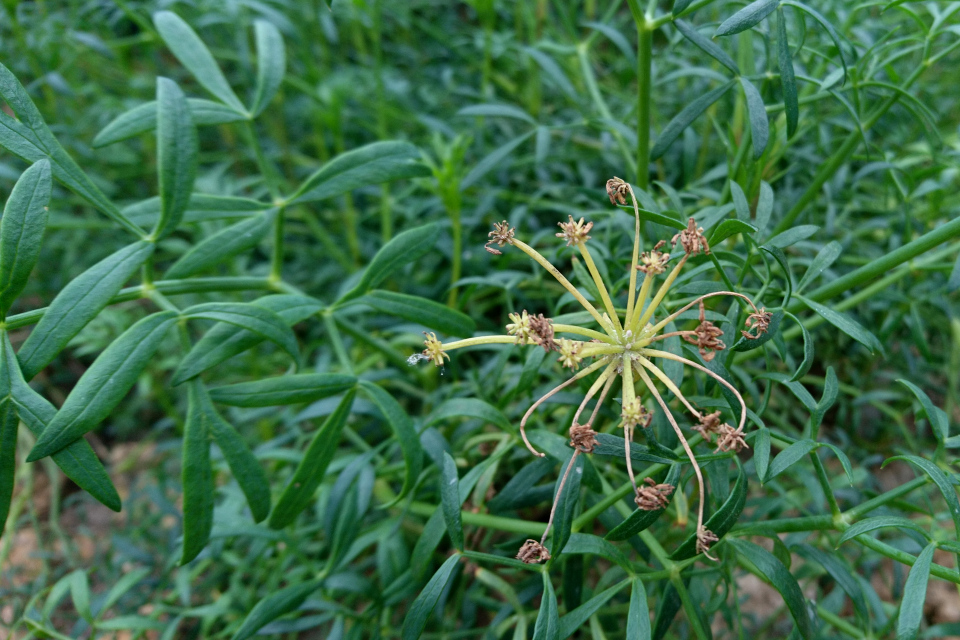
left=485, top=220, right=515, bottom=255
left=516, top=539, right=551, bottom=564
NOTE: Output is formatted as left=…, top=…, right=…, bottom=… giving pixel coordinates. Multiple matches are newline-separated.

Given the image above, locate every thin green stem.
left=635, top=17, right=653, bottom=188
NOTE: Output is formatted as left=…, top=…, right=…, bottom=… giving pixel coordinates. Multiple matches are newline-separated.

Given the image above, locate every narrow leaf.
left=0, top=400, right=17, bottom=535
left=897, top=542, right=936, bottom=640
left=651, top=82, right=734, bottom=160
left=766, top=439, right=818, bottom=482
left=27, top=312, right=178, bottom=461
left=897, top=379, right=949, bottom=443
left=93, top=99, right=246, bottom=147
left=460, top=131, right=535, bottom=190
left=740, top=77, right=769, bottom=159
left=425, top=398, right=512, bottom=433
left=209, top=373, right=355, bottom=407
left=777, top=8, right=799, bottom=137
left=716, top=0, right=780, bottom=36
left=558, top=579, right=630, bottom=639
left=440, top=452, right=464, bottom=551
left=782, top=1, right=848, bottom=83
left=798, top=295, right=884, bottom=354
left=338, top=223, right=441, bottom=303
left=838, top=516, right=932, bottom=546
left=182, top=382, right=215, bottom=564
left=154, top=77, right=198, bottom=239
left=710, top=219, right=757, bottom=245
left=0, top=159, right=51, bottom=316
left=165, top=210, right=275, bottom=279
left=531, top=572, right=560, bottom=640
left=182, top=302, right=300, bottom=364
left=401, top=554, right=461, bottom=640
left=359, top=381, right=424, bottom=505
left=796, top=241, right=842, bottom=293
left=250, top=20, right=286, bottom=116
left=551, top=454, right=584, bottom=557
left=231, top=579, right=323, bottom=640
left=785, top=311, right=815, bottom=381
left=18, top=241, right=154, bottom=380
left=675, top=20, right=740, bottom=74
left=457, top=103, right=536, bottom=124
left=672, top=463, right=748, bottom=559
left=562, top=533, right=632, bottom=572
left=362, top=290, right=475, bottom=338
left=754, top=427, right=771, bottom=482
left=885, top=455, right=960, bottom=540
left=793, top=543, right=868, bottom=621
left=627, top=578, right=652, bottom=640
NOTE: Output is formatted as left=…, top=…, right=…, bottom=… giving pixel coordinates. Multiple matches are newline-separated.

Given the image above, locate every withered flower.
left=485, top=220, right=516, bottom=255
left=569, top=424, right=599, bottom=453
left=742, top=307, right=773, bottom=340
left=529, top=313, right=557, bottom=352
left=693, top=410, right=723, bottom=443
left=672, top=217, right=710, bottom=256
left=715, top=424, right=749, bottom=453
left=606, top=176, right=630, bottom=205
left=696, top=528, right=720, bottom=560
left=516, top=539, right=551, bottom=564
left=556, top=215, right=594, bottom=246
left=635, top=477, right=674, bottom=511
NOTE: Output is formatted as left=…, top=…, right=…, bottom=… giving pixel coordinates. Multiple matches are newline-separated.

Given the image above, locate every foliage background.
left=0, top=0, right=959, bottom=638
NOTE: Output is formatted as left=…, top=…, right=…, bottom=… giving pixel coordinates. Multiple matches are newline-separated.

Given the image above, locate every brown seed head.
left=529, top=313, right=557, bottom=352
left=506, top=310, right=535, bottom=345
left=556, top=215, right=593, bottom=246
left=422, top=332, right=449, bottom=366
left=672, top=217, right=710, bottom=256
left=635, top=477, right=674, bottom=511
left=715, top=424, right=749, bottom=453
left=485, top=220, right=515, bottom=255
left=742, top=307, right=773, bottom=340
left=693, top=410, right=723, bottom=443
left=516, top=539, right=551, bottom=564
left=606, top=177, right=630, bottom=205
left=696, top=527, right=720, bottom=558
left=569, top=424, right=599, bottom=453
left=684, top=320, right=725, bottom=362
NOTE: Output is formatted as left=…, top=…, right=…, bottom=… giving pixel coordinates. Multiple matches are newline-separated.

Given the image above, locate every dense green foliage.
left=1, top=0, right=959, bottom=638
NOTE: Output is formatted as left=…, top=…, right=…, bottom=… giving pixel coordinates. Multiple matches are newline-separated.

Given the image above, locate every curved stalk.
left=572, top=363, right=618, bottom=428
left=650, top=291, right=759, bottom=335
left=586, top=368, right=618, bottom=427
left=540, top=450, right=581, bottom=546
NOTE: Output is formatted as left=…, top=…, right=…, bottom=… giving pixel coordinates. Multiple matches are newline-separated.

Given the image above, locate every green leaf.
left=710, top=219, right=757, bottom=245
left=181, top=382, right=215, bottom=564
left=652, top=582, right=682, bottom=640
left=531, top=572, right=560, bottom=640
left=651, top=82, right=734, bottom=160
left=93, top=99, right=246, bottom=147
left=729, top=538, right=814, bottom=639
left=122, top=193, right=271, bottom=227
left=0, top=400, right=17, bottom=535
left=782, top=1, right=848, bottom=84
left=100, top=567, right=152, bottom=614
left=231, top=579, right=323, bottom=640
left=675, top=20, right=740, bottom=74
left=0, top=63, right=143, bottom=236
left=209, top=373, right=356, bottom=407
left=838, top=516, right=932, bottom=546
left=551, top=454, right=584, bottom=558
left=68, top=569, right=92, bottom=622
left=0, top=160, right=51, bottom=317
left=558, top=579, right=631, bottom=639
left=269, top=391, right=355, bottom=529
left=673, top=0, right=694, bottom=14
left=731, top=308, right=783, bottom=352
left=592, top=432, right=678, bottom=465
left=18, top=241, right=154, bottom=380
left=338, top=223, right=441, bottom=303
left=898, top=542, right=936, bottom=640
left=250, top=20, right=286, bottom=116
left=359, top=381, right=424, bottom=506
left=361, top=290, right=475, bottom=338
left=606, top=464, right=681, bottom=541
left=154, top=77, right=198, bottom=239
left=401, top=554, right=461, bottom=640
left=173, top=294, right=321, bottom=385
left=289, top=141, right=428, bottom=204
left=754, top=427, right=771, bottom=482
left=457, top=103, right=536, bottom=124
left=820, top=443, right=854, bottom=485
left=740, top=77, right=769, bottom=159
left=199, top=386, right=271, bottom=522
left=777, top=9, right=799, bottom=137
left=165, top=210, right=276, bottom=279
left=755, top=181, right=774, bottom=233
left=765, top=439, right=817, bottom=482
left=796, top=241, right=842, bottom=293
left=716, top=0, right=780, bottom=36
left=182, top=302, right=300, bottom=364
left=562, top=533, right=632, bottom=572
left=793, top=543, right=868, bottom=621
left=897, top=379, right=949, bottom=443
left=760, top=245, right=792, bottom=307
left=766, top=224, right=819, bottom=249
left=153, top=11, right=246, bottom=114
left=460, top=130, right=536, bottom=190
left=27, top=312, right=178, bottom=461
left=627, top=578, right=651, bottom=640
left=425, top=398, right=512, bottom=433
left=617, top=204, right=688, bottom=231
left=811, top=366, right=838, bottom=431
left=730, top=181, right=751, bottom=221
left=797, top=295, right=884, bottom=354
left=673, top=463, right=748, bottom=559
left=440, top=452, right=464, bottom=551
left=885, top=455, right=960, bottom=540
left=784, top=311, right=814, bottom=381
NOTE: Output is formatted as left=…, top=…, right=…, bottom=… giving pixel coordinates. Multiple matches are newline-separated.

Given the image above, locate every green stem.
left=636, top=18, right=653, bottom=188
left=270, top=206, right=286, bottom=282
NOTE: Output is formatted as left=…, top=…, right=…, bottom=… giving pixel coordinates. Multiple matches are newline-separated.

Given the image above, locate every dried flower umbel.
left=414, top=176, right=769, bottom=562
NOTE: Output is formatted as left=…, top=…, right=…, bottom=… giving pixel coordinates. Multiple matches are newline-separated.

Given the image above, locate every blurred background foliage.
left=0, top=0, right=959, bottom=638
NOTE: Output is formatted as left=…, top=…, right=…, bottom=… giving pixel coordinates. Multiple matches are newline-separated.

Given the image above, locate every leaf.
left=627, top=578, right=651, bottom=640
left=730, top=181, right=751, bottom=221
left=68, top=569, right=92, bottom=621
left=231, top=579, right=323, bottom=640
left=289, top=141, right=428, bottom=204
left=361, top=290, right=475, bottom=338
left=269, top=391, right=355, bottom=529
left=0, top=160, right=51, bottom=317
left=793, top=543, right=868, bottom=621
left=592, top=432, right=678, bottom=465
left=165, top=210, right=276, bottom=279
left=562, top=533, right=632, bottom=572
left=740, top=77, right=769, bottom=159
left=440, top=452, right=464, bottom=551
left=672, top=463, right=748, bottom=559
left=154, top=77, right=198, bottom=239
left=820, top=443, right=854, bottom=485
left=652, top=582, right=682, bottom=640
left=359, top=381, right=424, bottom=506
left=27, top=312, right=178, bottom=461
left=729, top=538, right=814, bottom=639
left=760, top=245, right=792, bottom=307
left=651, top=82, right=734, bottom=160
left=0, top=63, right=143, bottom=236
left=100, top=567, right=152, bottom=614
left=199, top=386, right=271, bottom=522
left=885, top=455, right=960, bottom=540
left=838, top=516, right=932, bottom=546
left=182, top=302, right=300, bottom=364
left=811, top=366, right=838, bottom=431
left=122, top=193, right=271, bottom=227
left=551, top=454, right=584, bottom=558
left=153, top=11, right=246, bottom=114
left=777, top=8, right=799, bottom=137
left=797, top=295, right=884, bottom=354
left=250, top=20, right=286, bottom=116
left=531, top=572, right=560, bottom=640
left=425, top=398, right=512, bottom=432
left=0, top=400, right=17, bottom=535
left=675, top=20, right=740, bottom=74
left=401, top=554, right=461, bottom=640
left=731, top=308, right=783, bottom=352
left=524, top=47, right=576, bottom=100
left=784, top=311, right=814, bottom=381
left=716, top=0, right=781, bottom=36
left=457, top=103, right=536, bottom=124
left=673, top=0, right=694, bottom=14
left=782, top=1, right=848, bottom=84
left=460, top=131, right=535, bottom=190
left=755, top=181, right=774, bottom=233
left=93, top=99, right=246, bottom=147
left=897, top=379, right=949, bottom=443
left=766, top=224, right=819, bottom=249
left=209, top=373, right=356, bottom=407
left=898, top=542, right=936, bottom=640
left=796, top=241, right=842, bottom=293
left=618, top=204, right=688, bottom=231
left=558, top=579, right=631, bottom=639
left=765, top=439, right=818, bottom=482
left=710, top=219, right=757, bottom=245
left=18, top=241, right=154, bottom=379
left=173, top=294, right=321, bottom=385
left=0, top=334, right=120, bottom=511
left=337, top=223, right=441, bottom=303
left=754, top=427, right=771, bottom=482
left=181, top=382, right=215, bottom=564
left=606, top=464, right=681, bottom=541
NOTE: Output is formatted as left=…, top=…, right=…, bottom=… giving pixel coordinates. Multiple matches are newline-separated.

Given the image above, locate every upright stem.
left=636, top=17, right=653, bottom=189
